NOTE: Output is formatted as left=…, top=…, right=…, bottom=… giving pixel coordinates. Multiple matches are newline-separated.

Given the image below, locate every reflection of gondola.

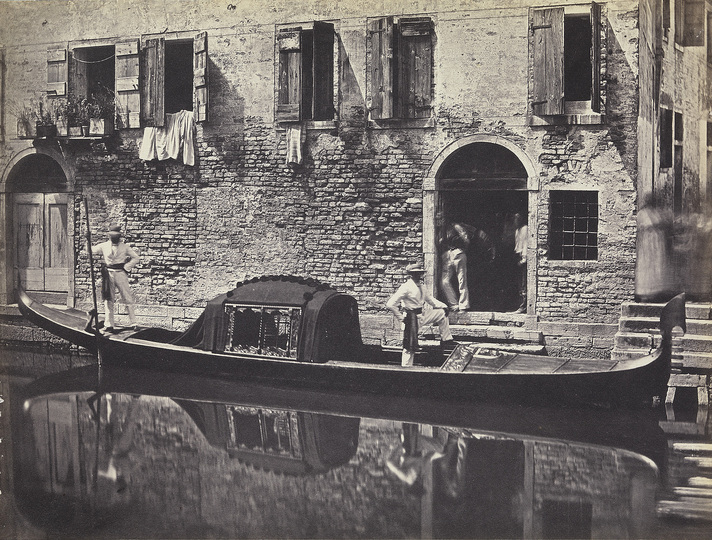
left=19, top=364, right=668, bottom=470
left=18, top=277, right=686, bottom=408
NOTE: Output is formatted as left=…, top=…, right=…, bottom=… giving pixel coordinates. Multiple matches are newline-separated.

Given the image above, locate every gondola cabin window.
left=226, top=407, right=299, bottom=457
left=224, top=304, right=301, bottom=359
left=549, top=190, right=599, bottom=260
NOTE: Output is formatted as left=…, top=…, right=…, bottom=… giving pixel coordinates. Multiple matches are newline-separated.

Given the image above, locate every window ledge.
left=529, top=113, right=605, bottom=126
left=276, top=120, right=338, bottom=131
left=368, top=116, right=436, bottom=129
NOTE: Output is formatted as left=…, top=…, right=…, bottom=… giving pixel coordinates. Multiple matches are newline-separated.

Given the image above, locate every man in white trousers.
left=92, top=224, right=140, bottom=332
left=386, top=262, right=454, bottom=367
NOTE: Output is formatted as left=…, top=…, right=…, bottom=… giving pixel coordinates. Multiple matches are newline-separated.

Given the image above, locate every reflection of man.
left=387, top=263, right=454, bottom=367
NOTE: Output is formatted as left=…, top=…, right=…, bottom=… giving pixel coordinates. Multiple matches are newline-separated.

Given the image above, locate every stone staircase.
left=419, top=311, right=546, bottom=355
left=612, top=300, right=712, bottom=372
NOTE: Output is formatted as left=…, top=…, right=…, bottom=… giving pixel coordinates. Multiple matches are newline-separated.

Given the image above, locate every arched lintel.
left=423, top=134, right=539, bottom=192
left=1, top=145, right=74, bottom=193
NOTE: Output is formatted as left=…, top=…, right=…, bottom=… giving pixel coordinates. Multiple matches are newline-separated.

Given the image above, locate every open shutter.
left=531, top=8, right=564, bottom=116
left=398, top=18, right=433, bottom=119
left=47, top=46, right=68, bottom=96
left=590, top=3, right=602, bottom=113
left=141, top=37, right=165, bottom=127
left=369, top=17, right=394, bottom=120
left=115, top=40, right=141, bottom=128
left=276, top=28, right=302, bottom=122
left=312, top=22, right=334, bottom=121
left=194, top=31, right=209, bottom=123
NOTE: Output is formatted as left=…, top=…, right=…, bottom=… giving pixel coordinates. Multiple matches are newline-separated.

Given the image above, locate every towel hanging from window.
left=285, top=123, right=304, bottom=166
left=139, top=110, right=196, bottom=166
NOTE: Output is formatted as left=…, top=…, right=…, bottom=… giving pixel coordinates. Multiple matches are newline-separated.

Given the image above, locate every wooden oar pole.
left=83, top=197, right=102, bottom=369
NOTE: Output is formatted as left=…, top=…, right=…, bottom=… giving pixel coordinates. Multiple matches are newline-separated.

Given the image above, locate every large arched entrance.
left=424, top=137, right=537, bottom=313
left=3, top=152, right=73, bottom=304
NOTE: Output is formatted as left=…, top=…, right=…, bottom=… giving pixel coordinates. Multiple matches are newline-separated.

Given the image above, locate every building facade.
left=0, top=0, right=708, bottom=354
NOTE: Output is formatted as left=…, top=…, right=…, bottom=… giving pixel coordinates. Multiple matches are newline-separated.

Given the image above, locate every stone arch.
left=0, top=147, right=75, bottom=305
left=423, top=134, right=538, bottom=313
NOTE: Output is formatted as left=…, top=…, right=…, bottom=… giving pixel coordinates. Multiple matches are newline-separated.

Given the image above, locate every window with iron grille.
left=549, top=191, right=598, bottom=260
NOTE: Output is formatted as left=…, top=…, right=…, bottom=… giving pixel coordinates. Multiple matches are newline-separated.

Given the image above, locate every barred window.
left=549, top=191, right=598, bottom=260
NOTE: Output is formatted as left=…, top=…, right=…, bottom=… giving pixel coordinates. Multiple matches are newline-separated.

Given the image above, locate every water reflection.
left=4, top=364, right=677, bottom=538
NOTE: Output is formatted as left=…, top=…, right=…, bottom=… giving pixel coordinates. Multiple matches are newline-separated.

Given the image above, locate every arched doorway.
left=425, top=138, right=535, bottom=313
left=6, top=153, right=72, bottom=304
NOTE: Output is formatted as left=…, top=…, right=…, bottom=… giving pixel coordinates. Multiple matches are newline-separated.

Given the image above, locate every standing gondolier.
left=387, top=262, right=455, bottom=367
left=92, top=224, right=140, bottom=332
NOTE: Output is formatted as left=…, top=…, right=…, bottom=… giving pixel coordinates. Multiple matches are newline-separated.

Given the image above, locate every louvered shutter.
left=312, top=22, right=334, bottom=121
left=531, top=8, right=564, bottom=116
left=397, top=18, right=433, bottom=119
left=590, top=3, right=602, bottom=113
left=194, top=31, right=209, bottom=123
left=141, top=37, right=165, bottom=127
left=368, top=17, right=394, bottom=120
left=47, top=46, right=68, bottom=96
left=276, top=28, right=302, bottom=122
left=115, top=40, right=141, bottom=128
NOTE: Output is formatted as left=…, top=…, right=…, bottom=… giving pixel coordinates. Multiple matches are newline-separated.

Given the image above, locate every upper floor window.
left=531, top=3, right=602, bottom=117
left=368, top=16, right=434, bottom=120
left=675, top=0, right=705, bottom=46
left=549, top=190, right=599, bottom=260
left=276, top=22, right=335, bottom=122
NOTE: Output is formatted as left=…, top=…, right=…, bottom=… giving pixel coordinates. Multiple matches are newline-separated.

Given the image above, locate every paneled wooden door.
left=14, top=193, right=69, bottom=293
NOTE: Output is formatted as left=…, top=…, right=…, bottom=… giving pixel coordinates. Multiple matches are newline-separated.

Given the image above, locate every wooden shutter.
left=141, top=37, right=165, bottom=127
left=368, top=17, right=394, bottom=119
left=397, top=17, right=433, bottom=119
left=194, top=31, right=209, bottom=123
left=277, top=28, right=302, bottom=122
left=47, top=46, right=68, bottom=96
left=115, top=40, right=141, bottom=128
left=590, top=2, right=602, bottom=113
left=312, top=22, right=334, bottom=121
left=531, top=8, right=564, bottom=116
left=0, top=48, right=4, bottom=142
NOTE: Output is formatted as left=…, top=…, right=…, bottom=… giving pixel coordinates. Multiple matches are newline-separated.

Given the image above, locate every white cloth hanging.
left=285, top=123, right=303, bottom=166
left=139, top=110, right=196, bottom=166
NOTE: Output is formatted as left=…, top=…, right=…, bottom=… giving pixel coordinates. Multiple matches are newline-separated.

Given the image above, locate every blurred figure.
left=513, top=213, right=527, bottom=313
left=635, top=195, right=672, bottom=302
left=441, top=222, right=472, bottom=311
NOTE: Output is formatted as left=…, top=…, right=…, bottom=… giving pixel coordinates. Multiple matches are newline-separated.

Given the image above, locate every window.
left=72, top=45, right=115, bottom=101
left=531, top=4, right=602, bottom=116
left=675, top=0, right=705, bottom=46
left=708, top=11, right=712, bottom=62
left=542, top=499, right=592, bottom=539
left=276, top=22, right=335, bottom=122
left=224, top=304, right=302, bottom=359
left=141, top=31, right=209, bottom=126
left=663, top=0, right=671, bottom=34
left=549, top=191, right=599, bottom=260
left=660, top=108, right=673, bottom=168
left=674, top=112, right=683, bottom=214
left=368, top=16, right=433, bottom=120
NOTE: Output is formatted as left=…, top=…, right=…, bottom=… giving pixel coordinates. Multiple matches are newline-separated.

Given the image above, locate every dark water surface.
left=1, top=348, right=711, bottom=539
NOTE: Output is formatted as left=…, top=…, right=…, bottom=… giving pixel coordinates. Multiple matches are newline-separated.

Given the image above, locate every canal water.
left=1, top=347, right=711, bottom=539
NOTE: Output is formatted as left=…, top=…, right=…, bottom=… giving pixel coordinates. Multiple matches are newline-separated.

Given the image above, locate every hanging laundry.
left=139, top=110, right=196, bottom=166
left=285, top=123, right=303, bottom=166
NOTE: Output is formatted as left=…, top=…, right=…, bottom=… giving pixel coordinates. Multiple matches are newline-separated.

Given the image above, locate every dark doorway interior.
left=440, top=190, right=527, bottom=312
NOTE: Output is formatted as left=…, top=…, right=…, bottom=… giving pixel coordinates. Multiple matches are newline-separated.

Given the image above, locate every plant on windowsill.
left=13, top=102, right=35, bottom=139
left=35, top=98, right=57, bottom=138
left=53, top=97, right=70, bottom=137
left=64, top=94, right=86, bottom=137
left=87, top=86, right=116, bottom=136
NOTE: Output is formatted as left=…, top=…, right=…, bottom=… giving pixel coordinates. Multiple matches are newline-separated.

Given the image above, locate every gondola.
left=17, top=275, right=686, bottom=408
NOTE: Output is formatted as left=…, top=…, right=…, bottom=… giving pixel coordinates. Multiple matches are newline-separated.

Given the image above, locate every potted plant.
left=35, top=98, right=57, bottom=138
left=65, top=94, right=85, bottom=137
left=13, top=103, right=35, bottom=138
left=88, top=86, right=115, bottom=136
left=54, top=97, right=70, bottom=137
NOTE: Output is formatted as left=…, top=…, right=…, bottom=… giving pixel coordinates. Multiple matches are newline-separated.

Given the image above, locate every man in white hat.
left=386, top=262, right=454, bottom=366
left=92, top=224, right=140, bottom=332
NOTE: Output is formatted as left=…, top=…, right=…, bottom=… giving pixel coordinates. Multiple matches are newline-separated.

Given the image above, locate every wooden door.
left=14, top=193, right=69, bottom=292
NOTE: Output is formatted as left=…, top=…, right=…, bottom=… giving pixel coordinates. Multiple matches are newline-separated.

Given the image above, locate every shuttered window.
left=276, top=22, right=335, bottom=123
left=368, top=16, right=433, bottom=120
left=531, top=3, right=602, bottom=116
left=47, top=47, right=68, bottom=96
left=141, top=32, right=209, bottom=127
left=115, top=40, right=141, bottom=128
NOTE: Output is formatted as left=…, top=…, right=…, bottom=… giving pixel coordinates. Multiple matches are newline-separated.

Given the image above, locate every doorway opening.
left=436, top=142, right=529, bottom=312
left=8, top=153, right=70, bottom=304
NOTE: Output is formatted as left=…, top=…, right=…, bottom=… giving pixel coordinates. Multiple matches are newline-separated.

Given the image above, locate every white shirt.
left=386, top=278, right=447, bottom=311
left=92, top=240, right=140, bottom=271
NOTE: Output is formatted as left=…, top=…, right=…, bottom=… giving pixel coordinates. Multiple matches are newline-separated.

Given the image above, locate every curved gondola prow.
left=655, top=292, right=686, bottom=399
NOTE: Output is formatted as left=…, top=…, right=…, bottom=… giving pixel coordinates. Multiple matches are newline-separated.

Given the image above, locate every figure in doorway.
left=513, top=213, right=527, bottom=313
left=92, top=224, right=140, bottom=332
left=387, top=262, right=454, bottom=367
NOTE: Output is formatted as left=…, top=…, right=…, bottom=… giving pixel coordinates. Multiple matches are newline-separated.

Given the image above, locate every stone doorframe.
left=422, top=134, right=539, bottom=314
left=0, top=146, right=76, bottom=306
